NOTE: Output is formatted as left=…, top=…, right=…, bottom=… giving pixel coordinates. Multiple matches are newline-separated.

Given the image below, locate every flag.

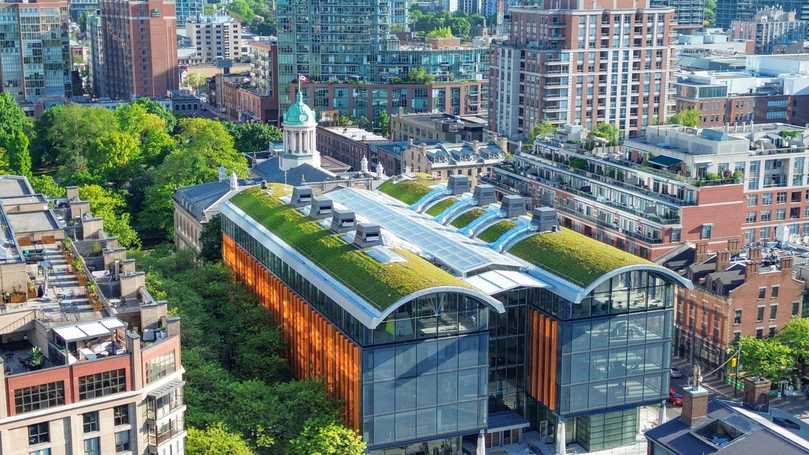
left=298, top=74, right=309, bottom=82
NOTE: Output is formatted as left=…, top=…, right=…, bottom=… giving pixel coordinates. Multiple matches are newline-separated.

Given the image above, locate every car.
left=670, top=367, right=684, bottom=379
left=667, top=387, right=683, bottom=407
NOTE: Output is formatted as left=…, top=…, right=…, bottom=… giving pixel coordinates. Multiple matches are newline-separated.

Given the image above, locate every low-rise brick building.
left=660, top=242, right=804, bottom=369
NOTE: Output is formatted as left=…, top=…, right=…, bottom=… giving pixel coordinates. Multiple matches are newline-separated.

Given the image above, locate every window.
left=760, top=210, right=771, bottom=221
left=83, top=437, right=100, bottom=455
left=769, top=327, right=777, bottom=337
left=758, top=287, right=766, bottom=299
left=146, top=352, right=176, bottom=383
left=115, top=430, right=130, bottom=452
left=770, top=305, right=778, bottom=320
left=700, top=224, right=712, bottom=240
left=28, top=422, right=49, bottom=445
left=762, top=193, right=772, bottom=205
left=776, top=208, right=786, bottom=220
left=29, top=449, right=51, bottom=455
left=734, top=331, right=741, bottom=343
left=747, top=195, right=758, bottom=207
left=78, top=369, right=126, bottom=400
left=777, top=191, right=787, bottom=204
left=771, top=286, right=779, bottom=298
left=757, top=306, right=765, bottom=322
left=756, top=328, right=764, bottom=339
left=113, top=405, right=129, bottom=426
left=15, top=382, right=65, bottom=414
left=83, top=411, right=99, bottom=433
left=734, top=309, right=742, bottom=324
left=793, top=301, right=801, bottom=316
left=746, top=212, right=757, bottom=223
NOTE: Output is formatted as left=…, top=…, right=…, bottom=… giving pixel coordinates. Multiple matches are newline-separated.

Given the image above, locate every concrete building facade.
left=186, top=14, right=241, bottom=64
left=489, top=1, right=675, bottom=140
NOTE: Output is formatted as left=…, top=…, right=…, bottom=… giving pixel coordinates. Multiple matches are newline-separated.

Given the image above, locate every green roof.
left=230, top=186, right=472, bottom=310
left=450, top=208, right=485, bottom=228
left=508, top=228, right=650, bottom=287
left=477, top=220, right=516, bottom=243
left=378, top=177, right=437, bottom=205
left=425, top=197, right=457, bottom=216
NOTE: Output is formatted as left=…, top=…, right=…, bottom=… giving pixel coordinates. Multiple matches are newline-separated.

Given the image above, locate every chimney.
left=695, top=242, right=709, bottom=262
left=749, top=247, right=762, bottom=262
left=309, top=197, right=333, bottom=219
left=66, top=186, right=80, bottom=201
left=779, top=256, right=794, bottom=273
left=747, top=261, right=758, bottom=275
left=727, top=239, right=740, bottom=254
left=743, top=377, right=771, bottom=411
left=681, top=385, right=710, bottom=427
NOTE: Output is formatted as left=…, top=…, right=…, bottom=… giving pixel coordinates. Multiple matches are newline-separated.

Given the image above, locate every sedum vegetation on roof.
left=477, top=220, right=516, bottom=243
left=451, top=208, right=485, bottom=228
left=230, top=186, right=472, bottom=310
left=508, top=228, right=650, bottom=287
left=426, top=197, right=457, bottom=216
left=377, top=176, right=437, bottom=205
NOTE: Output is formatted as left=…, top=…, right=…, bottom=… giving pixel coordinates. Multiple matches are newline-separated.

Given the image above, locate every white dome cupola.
left=280, top=89, right=320, bottom=171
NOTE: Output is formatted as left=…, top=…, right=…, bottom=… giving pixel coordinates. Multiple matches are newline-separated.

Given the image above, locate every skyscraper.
left=0, top=0, right=71, bottom=104
left=86, top=10, right=104, bottom=97
left=175, top=0, right=200, bottom=25
left=489, top=0, right=674, bottom=139
left=98, top=0, right=178, bottom=99
left=650, top=0, right=704, bottom=28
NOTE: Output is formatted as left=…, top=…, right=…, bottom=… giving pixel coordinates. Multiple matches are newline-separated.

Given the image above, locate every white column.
left=556, top=419, right=566, bottom=455
left=659, top=401, right=667, bottom=424
left=476, top=430, right=486, bottom=455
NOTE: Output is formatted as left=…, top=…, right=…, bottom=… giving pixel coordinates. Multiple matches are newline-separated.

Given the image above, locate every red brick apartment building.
left=489, top=0, right=675, bottom=139
left=487, top=123, right=809, bottom=261
left=99, top=0, right=179, bottom=99
left=662, top=243, right=804, bottom=368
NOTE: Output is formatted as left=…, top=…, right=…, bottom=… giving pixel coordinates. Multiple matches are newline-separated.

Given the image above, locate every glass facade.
left=489, top=290, right=527, bottom=415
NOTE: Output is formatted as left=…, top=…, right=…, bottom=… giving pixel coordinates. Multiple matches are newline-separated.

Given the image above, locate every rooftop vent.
left=474, top=184, right=496, bottom=206
left=291, top=186, right=313, bottom=207
left=501, top=195, right=528, bottom=218
left=448, top=174, right=470, bottom=195
left=531, top=207, right=558, bottom=232
left=354, top=223, right=382, bottom=248
left=330, top=209, right=356, bottom=232
left=309, top=197, right=333, bottom=219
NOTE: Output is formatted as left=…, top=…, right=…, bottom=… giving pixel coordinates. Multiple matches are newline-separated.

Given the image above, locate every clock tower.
left=280, top=89, right=321, bottom=171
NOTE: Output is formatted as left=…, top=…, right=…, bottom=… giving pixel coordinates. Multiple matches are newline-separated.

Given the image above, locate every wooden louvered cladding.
left=223, top=234, right=362, bottom=431
left=527, top=308, right=558, bottom=411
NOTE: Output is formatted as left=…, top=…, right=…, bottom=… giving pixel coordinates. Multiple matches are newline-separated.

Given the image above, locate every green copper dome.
left=283, top=91, right=317, bottom=127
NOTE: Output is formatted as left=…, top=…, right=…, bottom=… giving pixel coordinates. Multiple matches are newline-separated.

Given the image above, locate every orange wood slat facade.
left=527, top=308, right=558, bottom=411
left=223, top=234, right=362, bottom=430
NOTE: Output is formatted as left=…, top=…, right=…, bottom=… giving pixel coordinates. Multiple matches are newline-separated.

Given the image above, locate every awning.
left=649, top=155, right=682, bottom=168
left=147, top=378, right=185, bottom=398
left=487, top=412, right=531, bottom=432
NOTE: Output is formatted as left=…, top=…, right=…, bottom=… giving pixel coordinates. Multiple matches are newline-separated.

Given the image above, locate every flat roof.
left=6, top=210, right=59, bottom=233
left=0, top=176, right=33, bottom=198
left=321, top=126, right=388, bottom=142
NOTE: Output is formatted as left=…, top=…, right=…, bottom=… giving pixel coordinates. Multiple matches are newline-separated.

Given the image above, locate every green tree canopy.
left=226, top=122, right=282, bottom=155
left=592, top=122, right=620, bottom=146
left=426, top=26, right=453, bottom=38
left=375, top=111, right=391, bottom=137
left=739, top=336, right=794, bottom=382
left=0, top=93, right=32, bottom=176
left=403, top=67, right=435, bottom=84
left=705, top=0, right=716, bottom=25
left=79, top=185, right=140, bottom=248
left=186, top=423, right=256, bottom=455
left=289, top=416, right=366, bottom=455
left=132, top=97, right=177, bottom=132
left=776, top=317, right=809, bottom=386
left=30, top=175, right=66, bottom=198
left=670, top=108, right=701, bottom=128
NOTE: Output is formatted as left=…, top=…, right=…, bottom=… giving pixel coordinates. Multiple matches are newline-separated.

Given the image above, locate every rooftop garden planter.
left=378, top=177, right=436, bottom=205
left=231, top=186, right=472, bottom=310
left=425, top=197, right=457, bottom=216
left=450, top=208, right=485, bottom=228
left=477, top=220, right=516, bottom=243
left=508, top=228, right=649, bottom=287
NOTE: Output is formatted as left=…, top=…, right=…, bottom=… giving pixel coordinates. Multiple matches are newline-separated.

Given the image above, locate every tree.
left=776, top=318, right=809, bottom=387
left=528, top=121, right=557, bottom=143
left=592, top=122, right=619, bottom=146
left=704, top=0, right=716, bottom=25
left=738, top=336, right=794, bottom=382
left=447, top=16, right=471, bottom=38
left=289, top=416, right=366, bottom=455
left=186, top=423, right=256, bottom=455
left=226, top=122, right=282, bottom=155
left=200, top=215, right=223, bottom=262
left=187, top=73, right=208, bottom=91
left=426, top=26, right=453, bottom=38
left=79, top=185, right=140, bottom=248
left=404, top=67, right=435, bottom=84
left=0, top=93, right=32, bottom=176
left=375, top=111, right=391, bottom=137
left=30, top=175, right=66, bottom=198
left=336, top=115, right=350, bottom=127
left=132, top=97, right=177, bottom=132
left=670, top=108, right=701, bottom=128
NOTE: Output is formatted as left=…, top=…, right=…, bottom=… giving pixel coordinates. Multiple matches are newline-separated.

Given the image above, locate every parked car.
left=667, top=387, right=683, bottom=407
left=670, top=367, right=684, bottom=379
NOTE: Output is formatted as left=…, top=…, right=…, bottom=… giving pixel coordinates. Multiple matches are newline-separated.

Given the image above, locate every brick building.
left=489, top=1, right=675, bottom=139
left=661, top=242, right=804, bottom=369
left=316, top=126, right=390, bottom=171
left=730, top=7, right=808, bottom=55
left=99, top=0, right=179, bottom=99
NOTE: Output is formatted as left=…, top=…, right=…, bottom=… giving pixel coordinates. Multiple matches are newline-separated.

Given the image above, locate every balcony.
left=554, top=204, right=665, bottom=244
